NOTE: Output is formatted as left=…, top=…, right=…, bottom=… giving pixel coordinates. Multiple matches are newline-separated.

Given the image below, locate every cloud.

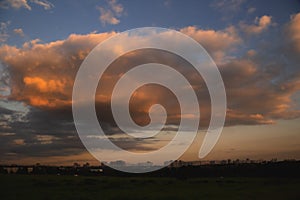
left=286, top=13, right=300, bottom=53
left=0, top=23, right=299, bottom=127
left=0, top=32, right=116, bottom=108
left=240, top=15, right=272, bottom=35
left=108, top=0, right=123, bottom=14
left=1, top=15, right=300, bottom=162
left=0, top=21, right=10, bottom=43
left=97, top=0, right=124, bottom=25
left=98, top=7, right=120, bottom=25
left=247, top=7, right=256, bottom=14
left=13, top=28, right=24, bottom=37
left=36, top=134, right=58, bottom=144
left=22, top=76, right=68, bottom=108
left=0, top=0, right=54, bottom=10
left=23, top=77, right=65, bottom=93
left=0, top=102, right=85, bottom=161
left=164, top=0, right=171, bottom=7
left=13, top=138, right=25, bottom=145
left=211, top=0, right=246, bottom=20
left=0, top=0, right=32, bottom=10
left=220, top=58, right=300, bottom=125
left=211, top=0, right=245, bottom=11
left=180, top=26, right=241, bottom=63
left=30, top=0, right=53, bottom=10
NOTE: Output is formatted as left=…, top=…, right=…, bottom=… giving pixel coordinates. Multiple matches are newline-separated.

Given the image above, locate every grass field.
left=0, top=174, right=299, bottom=200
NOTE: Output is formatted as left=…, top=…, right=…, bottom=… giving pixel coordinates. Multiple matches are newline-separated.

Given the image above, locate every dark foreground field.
left=0, top=174, right=299, bottom=200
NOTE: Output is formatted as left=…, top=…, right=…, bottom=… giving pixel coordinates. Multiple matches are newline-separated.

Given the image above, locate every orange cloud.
left=226, top=109, right=274, bottom=125
left=181, top=26, right=241, bottom=63
left=240, top=15, right=272, bottom=35
left=23, top=77, right=65, bottom=93
left=13, top=138, right=25, bottom=145
left=0, top=22, right=299, bottom=126
left=97, top=0, right=124, bottom=25
left=26, top=96, right=71, bottom=108
left=0, top=32, right=116, bottom=109
left=287, top=13, right=300, bottom=53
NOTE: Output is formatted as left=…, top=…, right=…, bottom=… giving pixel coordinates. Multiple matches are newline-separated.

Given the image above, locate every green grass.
left=0, top=174, right=299, bottom=200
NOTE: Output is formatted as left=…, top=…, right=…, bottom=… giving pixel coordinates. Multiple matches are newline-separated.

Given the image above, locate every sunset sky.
left=0, top=0, right=300, bottom=165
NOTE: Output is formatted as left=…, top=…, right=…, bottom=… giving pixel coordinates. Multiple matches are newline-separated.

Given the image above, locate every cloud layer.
left=0, top=13, right=300, bottom=162
left=1, top=18, right=300, bottom=126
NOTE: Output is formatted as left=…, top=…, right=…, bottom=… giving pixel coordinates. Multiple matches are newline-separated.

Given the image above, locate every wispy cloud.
left=247, top=7, right=256, bottom=14
left=97, top=0, right=124, bottom=25
left=211, top=0, right=246, bottom=19
left=211, top=0, right=246, bottom=12
left=0, top=0, right=32, bottom=10
left=30, top=0, right=53, bottom=10
left=13, top=28, right=24, bottom=37
left=0, top=21, right=10, bottom=43
left=108, top=0, right=123, bottom=14
left=0, top=62, right=11, bottom=97
left=0, top=0, right=54, bottom=10
left=163, top=0, right=172, bottom=7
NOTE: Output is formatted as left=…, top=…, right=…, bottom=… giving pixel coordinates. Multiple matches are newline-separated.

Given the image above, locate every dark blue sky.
left=1, top=0, right=299, bottom=46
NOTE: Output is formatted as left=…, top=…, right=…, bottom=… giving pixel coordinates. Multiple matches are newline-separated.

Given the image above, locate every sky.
left=0, top=0, right=300, bottom=165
